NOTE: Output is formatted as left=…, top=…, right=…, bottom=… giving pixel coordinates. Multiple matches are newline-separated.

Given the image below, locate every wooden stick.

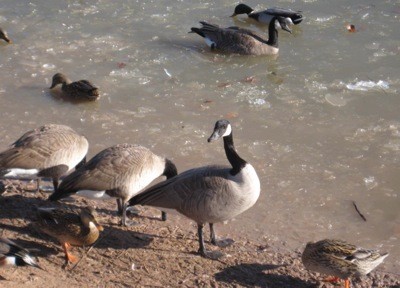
left=70, top=229, right=111, bottom=271
left=352, top=201, right=367, bottom=221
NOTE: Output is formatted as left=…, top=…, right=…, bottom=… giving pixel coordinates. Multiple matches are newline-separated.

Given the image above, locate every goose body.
left=0, top=28, right=11, bottom=43
left=190, top=16, right=290, bottom=55
left=49, top=144, right=177, bottom=226
left=35, top=206, right=103, bottom=265
left=0, top=124, right=89, bottom=191
left=50, top=73, right=100, bottom=101
left=129, top=120, right=260, bottom=258
left=0, top=237, right=40, bottom=268
left=302, top=239, right=389, bottom=288
left=231, top=3, right=303, bottom=28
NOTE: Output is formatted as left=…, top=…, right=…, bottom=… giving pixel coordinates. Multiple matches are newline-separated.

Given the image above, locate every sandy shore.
left=0, top=179, right=399, bottom=288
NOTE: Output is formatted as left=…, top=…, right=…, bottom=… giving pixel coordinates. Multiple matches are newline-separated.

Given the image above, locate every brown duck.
left=35, top=206, right=103, bottom=265
left=50, top=73, right=100, bottom=101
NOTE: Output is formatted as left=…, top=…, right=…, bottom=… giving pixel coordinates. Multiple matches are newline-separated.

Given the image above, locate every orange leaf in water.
left=117, top=62, right=127, bottom=68
left=225, top=112, right=238, bottom=119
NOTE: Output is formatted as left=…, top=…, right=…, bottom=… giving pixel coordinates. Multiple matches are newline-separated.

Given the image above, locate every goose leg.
left=116, top=198, right=123, bottom=215
left=197, top=224, right=224, bottom=260
left=121, top=201, right=139, bottom=227
left=209, top=223, right=234, bottom=247
left=344, top=279, right=350, bottom=288
left=161, top=211, right=167, bottom=221
left=52, top=178, right=59, bottom=192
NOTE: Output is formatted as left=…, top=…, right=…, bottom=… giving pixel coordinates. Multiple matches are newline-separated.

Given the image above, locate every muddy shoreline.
left=0, top=179, right=399, bottom=287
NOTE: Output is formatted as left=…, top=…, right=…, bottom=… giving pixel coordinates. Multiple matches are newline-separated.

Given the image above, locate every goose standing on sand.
left=35, top=206, right=103, bottom=266
left=302, top=239, right=389, bottom=288
left=0, top=28, right=11, bottom=43
left=128, top=120, right=260, bottom=259
left=50, top=73, right=100, bottom=101
left=0, top=124, right=89, bottom=191
left=231, top=3, right=303, bottom=30
left=0, top=237, right=41, bottom=269
left=190, top=16, right=291, bottom=55
left=49, top=144, right=177, bottom=226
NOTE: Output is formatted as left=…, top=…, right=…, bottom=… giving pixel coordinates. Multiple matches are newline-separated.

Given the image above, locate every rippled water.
left=1, top=0, right=399, bottom=272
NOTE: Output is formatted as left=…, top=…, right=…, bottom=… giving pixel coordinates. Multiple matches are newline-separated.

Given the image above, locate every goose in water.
left=50, top=73, right=100, bottom=101
left=128, top=120, right=260, bottom=259
left=302, top=239, right=389, bottom=288
left=49, top=144, right=177, bottom=226
left=0, top=237, right=41, bottom=269
left=0, top=124, right=89, bottom=191
left=0, top=28, right=11, bottom=43
left=190, top=16, right=291, bottom=55
left=231, top=3, right=303, bottom=30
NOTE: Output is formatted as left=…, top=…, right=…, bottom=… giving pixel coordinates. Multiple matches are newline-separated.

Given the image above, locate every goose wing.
left=198, top=22, right=267, bottom=51
left=0, top=238, right=30, bottom=260
left=129, top=165, right=232, bottom=210
left=0, top=125, right=87, bottom=169
left=53, top=144, right=161, bottom=197
left=265, top=7, right=302, bottom=18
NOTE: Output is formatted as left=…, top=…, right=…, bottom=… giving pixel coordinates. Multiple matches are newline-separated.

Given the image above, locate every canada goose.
left=34, top=206, right=103, bottom=265
left=0, top=28, right=11, bottom=43
left=302, top=239, right=389, bottom=288
left=50, top=73, right=100, bottom=101
left=190, top=16, right=290, bottom=56
left=128, top=120, right=260, bottom=259
left=231, top=3, right=303, bottom=29
left=49, top=144, right=177, bottom=227
left=0, top=237, right=41, bottom=268
left=0, top=124, right=89, bottom=191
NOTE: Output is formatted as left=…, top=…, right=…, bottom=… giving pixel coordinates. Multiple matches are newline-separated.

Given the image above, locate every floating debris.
left=347, top=24, right=356, bottom=32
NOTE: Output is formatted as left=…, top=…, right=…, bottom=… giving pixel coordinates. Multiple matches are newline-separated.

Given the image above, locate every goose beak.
left=207, top=131, right=221, bottom=142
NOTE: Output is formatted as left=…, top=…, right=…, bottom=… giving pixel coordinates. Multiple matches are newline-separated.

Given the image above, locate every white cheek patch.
left=76, top=190, right=111, bottom=200
left=4, top=168, right=39, bottom=177
left=222, top=124, right=232, bottom=137
left=89, top=221, right=97, bottom=229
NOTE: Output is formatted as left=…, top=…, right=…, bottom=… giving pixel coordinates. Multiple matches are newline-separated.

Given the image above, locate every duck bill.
left=95, top=223, right=104, bottom=231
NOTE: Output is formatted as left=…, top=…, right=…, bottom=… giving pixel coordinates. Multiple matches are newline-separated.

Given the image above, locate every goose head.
left=207, top=119, right=232, bottom=142
left=50, top=73, right=69, bottom=89
left=275, top=16, right=292, bottom=34
left=0, top=28, right=11, bottom=43
left=231, top=4, right=254, bottom=17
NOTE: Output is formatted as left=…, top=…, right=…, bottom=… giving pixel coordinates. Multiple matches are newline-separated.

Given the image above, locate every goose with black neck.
left=128, top=120, right=260, bottom=259
left=190, top=16, right=291, bottom=55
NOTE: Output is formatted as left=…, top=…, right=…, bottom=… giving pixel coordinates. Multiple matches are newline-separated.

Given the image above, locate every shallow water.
left=0, top=0, right=399, bottom=273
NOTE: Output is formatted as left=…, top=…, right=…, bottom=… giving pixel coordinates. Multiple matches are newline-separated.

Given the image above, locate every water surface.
left=0, top=0, right=399, bottom=273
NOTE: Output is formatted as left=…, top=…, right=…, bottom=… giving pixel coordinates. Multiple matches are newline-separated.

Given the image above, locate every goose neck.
left=266, top=19, right=278, bottom=48
left=223, top=133, right=247, bottom=175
